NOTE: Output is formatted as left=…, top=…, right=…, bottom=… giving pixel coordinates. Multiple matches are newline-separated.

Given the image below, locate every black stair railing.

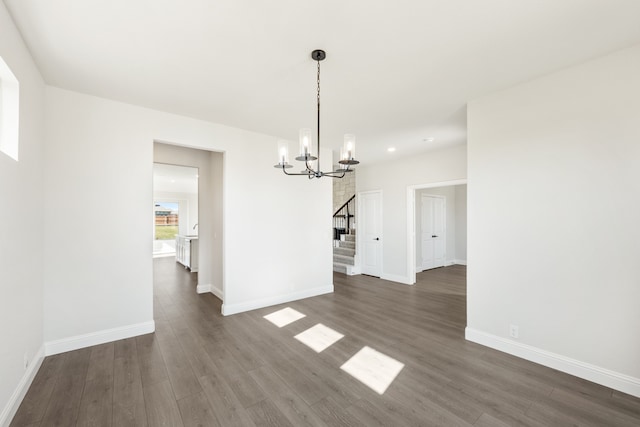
left=333, top=195, right=355, bottom=241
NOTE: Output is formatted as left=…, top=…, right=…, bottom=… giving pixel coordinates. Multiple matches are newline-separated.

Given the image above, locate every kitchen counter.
left=176, top=235, right=199, bottom=272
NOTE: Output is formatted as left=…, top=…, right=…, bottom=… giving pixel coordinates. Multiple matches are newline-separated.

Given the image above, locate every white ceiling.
left=153, top=163, right=198, bottom=194
left=5, top=0, right=640, bottom=164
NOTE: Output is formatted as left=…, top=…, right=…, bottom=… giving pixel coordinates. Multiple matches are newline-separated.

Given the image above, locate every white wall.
left=467, top=44, right=640, bottom=397
left=454, top=184, right=467, bottom=262
left=0, top=3, right=46, bottom=425
left=356, top=145, right=467, bottom=283
left=210, top=152, right=224, bottom=297
left=43, top=86, right=333, bottom=350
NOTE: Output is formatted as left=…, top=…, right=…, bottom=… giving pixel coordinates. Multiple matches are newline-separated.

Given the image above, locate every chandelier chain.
left=317, top=60, right=321, bottom=107
left=316, top=56, right=321, bottom=171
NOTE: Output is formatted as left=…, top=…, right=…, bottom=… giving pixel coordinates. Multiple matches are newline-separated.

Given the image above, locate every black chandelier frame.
left=274, top=49, right=359, bottom=179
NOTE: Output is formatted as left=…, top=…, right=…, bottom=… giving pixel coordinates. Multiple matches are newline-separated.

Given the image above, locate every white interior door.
left=360, top=191, right=382, bottom=277
left=420, top=194, right=445, bottom=270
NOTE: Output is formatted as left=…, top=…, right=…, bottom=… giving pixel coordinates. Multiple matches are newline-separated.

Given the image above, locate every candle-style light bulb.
left=343, top=134, right=356, bottom=160
left=299, top=128, right=312, bottom=158
left=276, top=140, right=289, bottom=165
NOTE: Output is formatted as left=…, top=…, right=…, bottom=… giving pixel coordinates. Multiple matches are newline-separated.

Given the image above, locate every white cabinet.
left=176, top=235, right=199, bottom=272
left=176, top=236, right=187, bottom=267
left=188, top=237, right=199, bottom=272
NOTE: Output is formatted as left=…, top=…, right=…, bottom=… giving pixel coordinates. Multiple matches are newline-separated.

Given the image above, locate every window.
left=0, top=56, right=19, bottom=161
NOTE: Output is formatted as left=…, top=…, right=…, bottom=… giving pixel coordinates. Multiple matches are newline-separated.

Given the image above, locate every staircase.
left=333, top=194, right=357, bottom=275
left=333, top=231, right=356, bottom=274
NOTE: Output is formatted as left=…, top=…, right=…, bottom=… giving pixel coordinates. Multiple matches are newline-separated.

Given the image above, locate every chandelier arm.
left=305, top=159, right=316, bottom=172
left=324, top=165, right=349, bottom=177
left=324, top=171, right=347, bottom=179
left=325, top=164, right=351, bottom=176
left=325, top=167, right=347, bottom=174
left=282, top=167, right=312, bottom=176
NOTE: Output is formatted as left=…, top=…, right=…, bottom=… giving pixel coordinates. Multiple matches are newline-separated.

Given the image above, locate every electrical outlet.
left=509, top=324, right=519, bottom=339
left=23, top=352, right=29, bottom=370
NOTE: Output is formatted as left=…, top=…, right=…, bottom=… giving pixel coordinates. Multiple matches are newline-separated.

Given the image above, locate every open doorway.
left=407, top=180, right=467, bottom=284
left=153, top=163, right=199, bottom=258
left=153, top=142, right=224, bottom=301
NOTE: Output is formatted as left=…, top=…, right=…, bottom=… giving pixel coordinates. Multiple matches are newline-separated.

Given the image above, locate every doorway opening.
left=153, top=163, right=199, bottom=258
left=153, top=141, right=224, bottom=302
left=406, top=179, right=467, bottom=285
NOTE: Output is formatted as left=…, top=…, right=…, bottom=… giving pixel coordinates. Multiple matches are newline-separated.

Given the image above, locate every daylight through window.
left=0, top=55, right=19, bottom=161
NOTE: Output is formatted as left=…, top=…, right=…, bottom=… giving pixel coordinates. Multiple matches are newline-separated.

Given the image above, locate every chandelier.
left=274, top=50, right=359, bottom=178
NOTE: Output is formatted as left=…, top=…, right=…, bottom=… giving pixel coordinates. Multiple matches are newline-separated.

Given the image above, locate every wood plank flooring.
left=11, top=259, right=640, bottom=426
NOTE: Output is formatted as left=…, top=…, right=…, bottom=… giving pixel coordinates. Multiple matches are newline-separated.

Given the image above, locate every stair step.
left=344, top=234, right=356, bottom=242
left=333, top=262, right=358, bottom=275
left=334, top=247, right=355, bottom=257
left=339, top=241, right=355, bottom=249
left=333, top=263, right=348, bottom=274
left=333, top=254, right=355, bottom=265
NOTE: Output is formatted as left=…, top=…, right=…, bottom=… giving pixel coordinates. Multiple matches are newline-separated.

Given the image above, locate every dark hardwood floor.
left=11, top=258, right=640, bottom=426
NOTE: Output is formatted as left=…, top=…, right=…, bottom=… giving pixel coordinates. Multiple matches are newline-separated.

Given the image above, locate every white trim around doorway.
left=406, top=179, right=467, bottom=285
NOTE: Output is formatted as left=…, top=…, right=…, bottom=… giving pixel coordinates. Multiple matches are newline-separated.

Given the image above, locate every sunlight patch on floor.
left=263, top=307, right=306, bottom=328
left=294, top=323, right=344, bottom=353
left=340, top=346, right=405, bottom=394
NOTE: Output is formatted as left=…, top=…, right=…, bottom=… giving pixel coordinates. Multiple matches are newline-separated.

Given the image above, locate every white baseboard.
left=196, top=283, right=211, bottom=294
left=380, top=273, right=413, bottom=285
left=0, top=346, right=44, bottom=427
left=196, top=283, right=223, bottom=300
left=346, top=256, right=360, bottom=275
left=44, top=321, right=155, bottom=356
left=346, top=264, right=361, bottom=275
left=221, top=285, right=334, bottom=316
left=454, top=259, right=467, bottom=265
left=210, top=286, right=223, bottom=300
left=0, top=345, right=44, bottom=427
left=465, top=327, right=640, bottom=398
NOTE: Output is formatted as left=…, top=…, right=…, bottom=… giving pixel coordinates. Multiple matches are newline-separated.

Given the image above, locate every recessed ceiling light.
left=170, top=180, right=176, bottom=183
left=387, top=147, right=396, bottom=152
left=423, top=137, right=435, bottom=143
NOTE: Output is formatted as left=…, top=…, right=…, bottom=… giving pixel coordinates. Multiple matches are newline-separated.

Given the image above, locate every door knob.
left=432, top=235, right=437, bottom=238
left=374, top=237, right=380, bottom=241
